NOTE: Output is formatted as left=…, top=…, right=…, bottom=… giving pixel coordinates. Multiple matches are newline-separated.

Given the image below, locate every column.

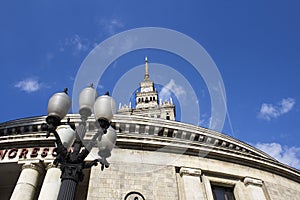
left=38, top=163, right=61, bottom=200
left=244, top=177, right=268, bottom=200
left=179, top=167, right=206, bottom=200
left=10, top=162, right=44, bottom=200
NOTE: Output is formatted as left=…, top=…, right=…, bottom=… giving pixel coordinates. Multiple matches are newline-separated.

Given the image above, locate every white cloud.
left=280, top=98, right=296, bottom=114
left=258, top=98, right=296, bottom=121
left=59, top=19, right=124, bottom=54
left=60, top=34, right=90, bottom=53
left=198, top=114, right=212, bottom=128
left=159, top=79, right=186, bottom=101
left=99, top=18, right=124, bottom=35
left=15, top=78, right=41, bottom=93
left=255, top=142, right=300, bottom=169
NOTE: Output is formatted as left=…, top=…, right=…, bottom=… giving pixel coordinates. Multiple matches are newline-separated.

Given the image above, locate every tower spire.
left=144, top=57, right=150, bottom=81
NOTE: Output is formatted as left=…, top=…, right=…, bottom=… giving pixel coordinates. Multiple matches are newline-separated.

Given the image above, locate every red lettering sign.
left=0, top=147, right=58, bottom=160
left=19, top=148, right=28, bottom=159
left=30, top=147, right=40, bottom=158
left=0, top=149, right=7, bottom=160
left=8, top=148, right=18, bottom=159
left=41, top=148, right=49, bottom=158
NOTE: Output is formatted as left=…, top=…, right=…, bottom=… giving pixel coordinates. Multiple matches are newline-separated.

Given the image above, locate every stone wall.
left=86, top=148, right=300, bottom=200
left=265, top=180, right=300, bottom=200
left=87, top=162, right=178, bottom=200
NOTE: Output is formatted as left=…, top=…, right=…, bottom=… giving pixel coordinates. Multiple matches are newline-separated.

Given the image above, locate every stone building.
left=0, top=60, right=300, bottom=200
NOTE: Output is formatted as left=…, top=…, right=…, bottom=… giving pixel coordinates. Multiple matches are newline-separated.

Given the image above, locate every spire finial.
left=144, top=57, right=150, bottom=81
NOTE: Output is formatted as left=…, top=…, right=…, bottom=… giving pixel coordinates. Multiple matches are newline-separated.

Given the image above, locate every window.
left=119, top=123, right=125, bottom=133
left=166, top=112, right=170, bottom=120
left=139, top=125, right=145, bottom=134
left=212, top=185, right=235, bottom=200
left=129, top=124, right=135, bottom=133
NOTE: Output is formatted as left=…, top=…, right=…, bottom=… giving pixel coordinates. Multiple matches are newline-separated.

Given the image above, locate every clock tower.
left=135, top=57, right=159, bottom=109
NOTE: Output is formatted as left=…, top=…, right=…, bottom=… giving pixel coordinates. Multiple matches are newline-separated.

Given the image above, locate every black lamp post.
left=45, top=86, right=117, bottom=200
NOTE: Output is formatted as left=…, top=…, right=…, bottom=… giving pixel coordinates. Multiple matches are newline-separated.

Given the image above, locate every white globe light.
left=98, top=127, right=117, bottom=158
left=79, top=86, right=98, bottom=117
left=48, top=91, right=71, bottom=120
left=94, top=95, right=116, bottom=122
left=56, top=125, right=76, bottom=149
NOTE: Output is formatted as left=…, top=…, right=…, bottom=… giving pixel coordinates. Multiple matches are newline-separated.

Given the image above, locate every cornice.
left=0, top=114, right=283, bottom=161
left=1, top=114, right=300, bottom=184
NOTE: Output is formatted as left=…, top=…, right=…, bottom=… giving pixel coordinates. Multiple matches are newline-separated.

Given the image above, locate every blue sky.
left=0, top=1, right=300, bottom=169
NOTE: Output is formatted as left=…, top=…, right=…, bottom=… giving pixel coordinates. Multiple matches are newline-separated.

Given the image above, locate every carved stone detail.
left=22, top=162, right=44, bottom=174
left=179, top=167, right=202, bottom=177
left=45, top=162, right=59, bottom=170
left=244, top=177, right=263, bottom=187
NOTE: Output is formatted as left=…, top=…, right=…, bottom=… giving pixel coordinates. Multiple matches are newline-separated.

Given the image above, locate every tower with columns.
left=118, top=57, right=176, bottom=120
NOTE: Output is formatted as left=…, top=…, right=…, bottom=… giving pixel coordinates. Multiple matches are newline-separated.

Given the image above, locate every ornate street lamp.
left=45, top=86, right=116, bottom=200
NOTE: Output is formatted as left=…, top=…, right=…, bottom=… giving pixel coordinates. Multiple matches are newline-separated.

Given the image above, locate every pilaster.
left=179, top=167, right=206, bottom=200
left=244, top=177, right=268, bottom=200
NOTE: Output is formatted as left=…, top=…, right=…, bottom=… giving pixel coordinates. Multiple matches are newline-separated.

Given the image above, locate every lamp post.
left=45, top=86, right=116, bottom=200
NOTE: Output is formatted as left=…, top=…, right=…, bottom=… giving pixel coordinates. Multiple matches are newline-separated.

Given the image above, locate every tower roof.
left=144, top=57, right=150, bottom=81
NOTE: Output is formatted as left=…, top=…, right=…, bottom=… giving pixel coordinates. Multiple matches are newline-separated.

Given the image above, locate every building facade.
left=0, top=60, right=300, bottom=200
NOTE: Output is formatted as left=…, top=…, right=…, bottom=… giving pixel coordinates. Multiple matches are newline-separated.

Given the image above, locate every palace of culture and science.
left=118, top=57, right=175, bottom=121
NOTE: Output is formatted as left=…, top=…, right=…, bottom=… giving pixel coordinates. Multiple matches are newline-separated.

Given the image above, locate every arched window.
left=124, top=191, right=145, bottom=200
left=166, top=112, right=170, bottom=120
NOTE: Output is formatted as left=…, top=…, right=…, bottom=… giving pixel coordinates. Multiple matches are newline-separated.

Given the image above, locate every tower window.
left=145, top=97, right=149, bottom=103
left=129, top=124, right=135, bottom=133
left=150, top=97, right=152, bottom=101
